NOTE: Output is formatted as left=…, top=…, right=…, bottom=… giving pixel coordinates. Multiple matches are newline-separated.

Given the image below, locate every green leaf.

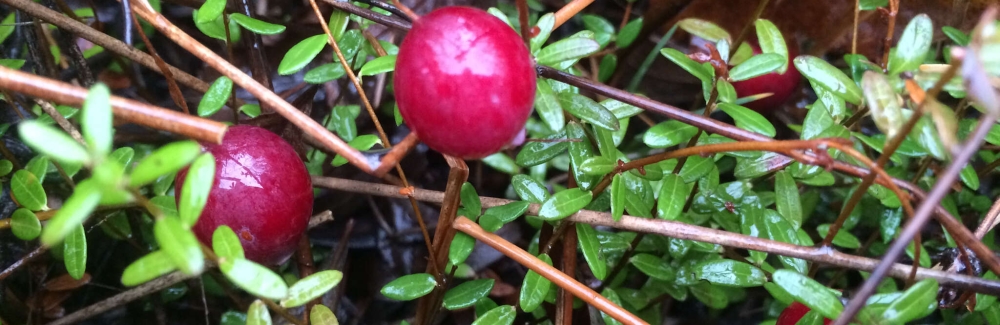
left=960, top=164, right=980, bottom=190
left=198, top=76, right=233, bottom=117
left=530, top=13, right=556, bottom=53
left=304, top=63, right=346, bottom=84
left=536, top=37, right=600, bottom=67
left=577, top=222, right=607, bottom=280
left=598, top=54, right=618, bottom=82
left=519, top=253, right=553, bottom=312
left=18, top=121, right=91, bottom=166
left=882, top=278, right=938, bottom=323
left=558, top=92, right=620, bottom=131
left=616, top=18, right=643, bottom=48
left=534, top=79, right=565, bottom=131
left=582, top=14, right=615, bottom=34
left=579, top=156, right=615, bottom=175
left=511, top=174, right=549, bottom=203
left=717, top=103, right=776, bottom=137
left=538, top=188, right=593, bottom=220
left=976, top=272, right=999, bottom=311
left=610, top=174, right=625, bottom=221
left=327, top=10, right=349, bottom=41
left=100, top=211, right=132, bottom=240
left=729, top=53, right=785, bottom=81
left=310, top=304, right=338, bottom=325
left=774, top=171, right=802, bottom=228
left=246, top=300, right=271, bottom=325
left=63, top=224, right=88, bottom=279
left=0, top=160, right=12, bottom=177
left=278, top=34, right=328, bottom=75
left=229, top=14, right=285, bottom=35
left=212, top=225, right=245, bottom=259
left=678, top=18, right=731, bottom=43
left=942, top=26, right=970, bottom=46
left=644, top=120, right=698, bottom=148
left=221, top=258, right=289, bottom=300
left=816, top=224, right=861, bottom=249
left=0, top=13, right=16, bottom=44
left=600, top=98, right=644, bottom=119
left=449, top=231, right=475, bottom=265
left=794, top=56, right=863, bottom=105
left=40, top=180, right=101, bottom=246
left=240, top=104, right=261, bottom=118
left=661, top=48, right=713, bottom=82
left=443, top=279, right=494, bottom=310
left=630, top=253, right=675, bottom=281
left=121, top=250, right=177, bottom=286
left=12, top=170, right=47, bottom=211
left=331, top=135, right=381, bottom=166
left=130, top=141, right=203, bottom=187
left=472, top=305, right=515, bottom=325
left=516, top=132, right=569, bottom=167
left=481, top=153, right=520, bottom=175
left=11, top=208, right=41, bottom=240
left=461, top=182, right=482, bottom=217
left=282, top=270, right=344, bottom=307
left=694, top=259, right=766, bottom=287
left=110, top=147, right=135, bottom=168
left=82, top=83, right=113, bottom=158
left=754, top=19, right=789, bottom=72
left=380, top=273, right=437, bottom=301
left=657, top=174, right=689, bottom=220
left=862, top=71, right=904, bottom=138
left=179, top=153, right=215, bottom=228
left=679, top=155, right=715, bottom=183
left=196, top=0, right=226, bottom=24
left=25, top=156, right=50, bottom=184
left=888, top=14, right=932, bottom=75
left=155, top=217, right=205, bottom=275
left=358, top=55, right=396, bottom=77
left=192, top=9, right=241, bottom=42
left=772, top=270, right=843, bottom=319
left=0, top=58, right=24, bottom=70
left=483, top=201, right=530, bottom=224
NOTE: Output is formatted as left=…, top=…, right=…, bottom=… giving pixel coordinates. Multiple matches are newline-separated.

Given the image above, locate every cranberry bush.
left=1, top=1, right=1000, bottom=325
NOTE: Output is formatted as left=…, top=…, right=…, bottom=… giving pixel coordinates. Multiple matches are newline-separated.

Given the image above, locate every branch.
left=311, top=176, right=1000, bottom=296
left=47, top=272, right=194, bottom=325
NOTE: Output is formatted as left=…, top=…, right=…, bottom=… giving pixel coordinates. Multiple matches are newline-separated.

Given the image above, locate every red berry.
left=176, top=125, right=313, bottom=265
left=730, top=42, right=802, bottom=112
left=393, top=6, right=536, bottom=159
left=777, top=302, right=832, bottom=325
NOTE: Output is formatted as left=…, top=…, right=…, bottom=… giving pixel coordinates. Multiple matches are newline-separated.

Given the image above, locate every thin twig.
left=553, top=0, right=595, bottom=30
left=46, top=272, right=194, bottom=325
left=879, top=0, right=900, bottom=70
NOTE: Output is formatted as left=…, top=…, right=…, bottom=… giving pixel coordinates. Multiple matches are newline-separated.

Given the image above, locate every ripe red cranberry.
left=730, top=42, right=802, bottom=112
left=175, top=125, right=313, bottom=265
left=393, top=6, right=536, bottom=159
left=777, top=302, right=832, bottom=325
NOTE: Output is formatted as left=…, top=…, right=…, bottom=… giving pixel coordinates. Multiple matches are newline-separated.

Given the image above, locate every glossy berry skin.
left=394, top=6, right=536, bottom=159
left=176, top=125, right=313, bottom=265
left=730, top=43, right=802, bottom=112
left=777, top=302, right=832, bottom=325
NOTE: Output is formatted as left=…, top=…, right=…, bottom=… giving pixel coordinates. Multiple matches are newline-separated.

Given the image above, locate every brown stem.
left=414, top=157, right=468, bottom=324
left=454, top=218, right=647, bottom=325
left=553, top=0, right=596, bottom=30
left=128, top=5, right=190, bottom=115
left=46, top=272, right=194, bottom=325
left=556, top=224, right=577, bottom=325
left=730, top=0, right=770, bottom=57
left=516, top=0, right=530, bottom=44
left=0, top=66, right=227, bottom=144
left=879, top=0, right=900, bottom=69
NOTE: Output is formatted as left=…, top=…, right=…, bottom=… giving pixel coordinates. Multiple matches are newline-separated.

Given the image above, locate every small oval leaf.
left=221, top=258, right=289, bottom=300
left=443, top=278, right=494, bottom=310
left=538, top=188, right=593, bottom=220
left=282, top=270, right=344, bottom=307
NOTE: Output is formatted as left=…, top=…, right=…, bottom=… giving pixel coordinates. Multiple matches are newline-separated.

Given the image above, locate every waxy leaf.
left=534, top=79, right=565, bottom=131
left=40, top=180, right=101, bottom=247
left=519, top=253, right=553, bottom=312
left=694, top=259, right=766, bottom=287
left=817, top=224, right=861, bottom=249
left=443, top=279, right=494, bottom=310
left=617, top=18, right=643, bottom=48
left=794, top=56, right=863, bottom=105
left=772, top=270, right=843, bottom=319
left=657, top=174, right=689, bottom=220
left=883, top=279, right=938, bottom=323
left=661, top=48, right=712, bottom=82
left=196, top=0, right=226, bottom=23
left=718, top=103, right=776, bottom=137
left=246, top=300, right=271, bottom=325
left=221, top=258, right=288, bottom=300
left=460, top=182, right=482, bottom=217
left=538, top=188, right=592, bottom=220
left=179, top=153, right=215, bottom=228
left=579, top=156, right=615, bottom=175
left=12, top=170, right=47, bottom=211
left=121, top=250, right=177, bottom=286
left=82, top=83, right=113, bottom=158
left=888, top=14, right=932, bottom=75
left=729, top=53, right=785, bottom=82
left=536, top=37, right=600, bottom=67
left=483, top=201, right=530, bottom=225
left=18, top=121, right=91, bottom=166
left=610, top=174, right=625, bottom=221
left=516, top=133, right=568, bottom=167
left=310, top=305, right=338, bottom=325
left=862, top=71, right=904, bottom=138
left=644, top=120, right=697, bottom=148
left=358, top=55, right=396, bottom=77
left=558, top=92, right=620, bottom=131
left=64, top=224, right=87, bottom=279
left=630, top=253, right=674, bottom=281
left=577, top=222, right=607, bottom=280
left=774, top=171, right=802, bottom=228
left=155, top=217, right=205, bottom=275
left=381, top=273, right=436, bottom=301
left=754, top=19, right=788, bottom=72
left=305, top=63, right=346, bottom=84
left=512, top=174, right=549, bottom=203
left=11, top=208, right=41, bottom=240
left=198, top=76, right=233, bottom=117
left=449, top=231, right=475, bottom=265
left=278, top=34, right=328, bottom=75
left=212, top=225, right=245, bottom=260
left=129, top=141, right=202, bottom=187
left=530, top=14, right=556, bottom=53
left=230, top=14, right=285, bottom=35
left=677, top=18, right=731, bottom=43
left=472, top=305, right=515, bottom=325
left=282, top=270, right=344, bottom=307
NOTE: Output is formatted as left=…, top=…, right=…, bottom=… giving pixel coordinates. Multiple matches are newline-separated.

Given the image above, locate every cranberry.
left=393, top=6, right=536, bottom=159
left=175, top=125, right=313, bottom=265
left=777, top=302, right=832, bottom=325
left=730, top=42, right=802, bottom=112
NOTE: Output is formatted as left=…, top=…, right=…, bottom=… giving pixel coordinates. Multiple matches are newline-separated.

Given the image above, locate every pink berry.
left=393, top=6, right=536, bottom=159
left=175, top=125, right=313, bottom=265
left=730, top=42, right=802, bottom=112
left=777, top=302, right=832, bottom=325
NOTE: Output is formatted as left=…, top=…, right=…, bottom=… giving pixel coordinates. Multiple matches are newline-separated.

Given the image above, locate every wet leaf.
left=282, top=270, right=344, bottom=307
left=516, top=133, right=568, bottom=167
left=358, top=55, right=396, bottom=77
left=611, top=174, right=625, bottom=221
left=816, top=224, right=861, bottom=249
left=179, top=153, right=215, bottom=228
left=481, top=153, right=520, bottom=175
left=657, top=174, right=689, bottom=220
left=310, top=304, right=338, bottom=325
left=579, top=156, right=615, bottom=175
left=304, top=63, right=346, bottom=84
left=888, top=14, right=932, bottom=75
left=443, top=279, right=494, bottom=310
left=534, top=79, right=565, bottom=131
left=198, top=76, right=233, bottom=117
left=512, top=174, right=549, bottom=203
left=729, top=53, right=785, bottom=82
left=644, top=120, right=697, bottom=148
left=694, top=259, right=766, bottom=287
left=630, top=253, right=674, bottom=281
left=661, top=48, right=712, bottom=82
left=678, top=18, right=731, bottom=43
left=483, top=201, right=531, bottom=225
left=278, top=34, right=328, bottom=75
left=862, top=72, right=904, bottom=138
left=530, top=13, right=555, bottom=53
left=129, top=141, right=202, bottom=187
left=794, top=56, right=862, bottom=105
left=577, top=222, right=606, bottom=280
left=196, top=0, right=226, bottom=23
left=772, top=270, right=843, bottom=319
left=246, top=300, right=271, bottom=325
left=617, top=18, right=643, bottom=48
left=472, top=305, right=515, bottom=325
left=717, top=103, right=776, bottom=137
left=558, top=92, right=619, bottom=131
left=229, top=14, right=285, bottom=35
left=536, top=37, right=600, bottom=67
left=449, top=231, right=475, bottom=265
left=381, top=273, right=436, bottom=301
left=538, top=188, right=592, bottom=221
left=754, top=19, right=788, bottom=72
left=774, top=171, right=802, bottom=228
left=882, top=278, right=937, bottom=323
left=212, top=225, right=245, bottom=260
